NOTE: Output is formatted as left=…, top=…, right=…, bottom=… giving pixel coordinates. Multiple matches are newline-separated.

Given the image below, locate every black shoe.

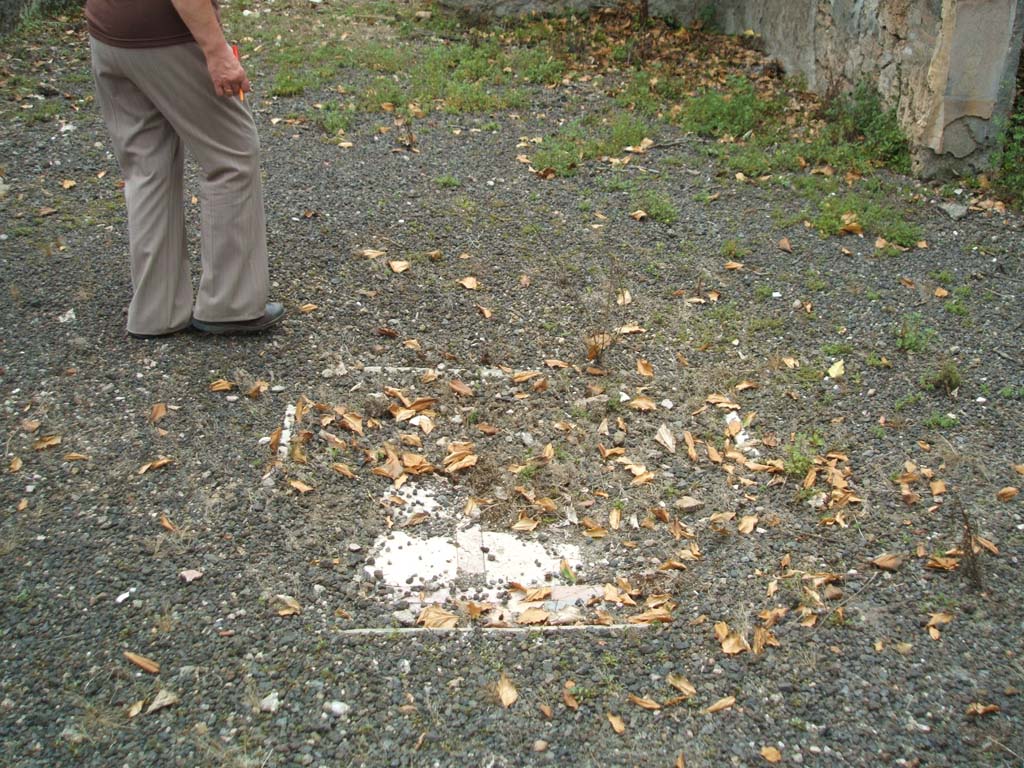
left=128, top=320, right=193, bottom=339
left=191, top=302, right=285, bottom=335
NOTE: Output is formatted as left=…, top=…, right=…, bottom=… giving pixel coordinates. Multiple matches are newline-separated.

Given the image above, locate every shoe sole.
left=129, top=322, right=194, bottom=339
left=191, top=311, right=285, bottom=335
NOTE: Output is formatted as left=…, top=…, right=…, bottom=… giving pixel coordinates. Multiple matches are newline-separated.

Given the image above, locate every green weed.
left=894, top=392, right=922, bottom=411
left=811, top=192, right=921, bottom=247
left=534, top=112, right=654, bottom=177
left=634, top=189, right=678, bottom=224
left=674, top=76, right=782, bottom=138
left=19, top=99, right=62, bottom=124
left=821, top=342, right=854, bottom=356
left=313, top=102, right=352, bottom=136
left=817, top=82, right=911, bottom=174
left=922, top=412, right=957, bottom=429
left=944, top=298, right=969, bottom=317
left=993, top=95, right=1024, bottom=203
left=271, top=71, right=315, bottom=97
left=920, top=360, right=962, bottom=395
left=720, top=238, right=750, bottom=260
left=895, top=313, right=934, bottom=353
left=784, top=432, right=823, bottom=478
left=434, top=175, right=462, bottom=189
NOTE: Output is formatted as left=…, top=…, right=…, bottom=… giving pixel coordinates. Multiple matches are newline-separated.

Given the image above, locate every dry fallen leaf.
left=628, top=396, right=657, bottom=412
left=289, top=479, right=314, bottom=494
left=9, top=456, right=23, bottom=473
left=607, top=712, right=626, bottom=734
left=666, top=673, right=696, bottom=698
left=138, top=457, right=172, bottom=474
left=717, top=623, right=750, bottom=655
left=388, top=260, right=410, bottom=273
left=32, top=435, right=61, bottom=451
left=124, top=651, right=160, bottom=674
left=926, top=555, right=959, bottom=571
left=518, top=607, right=550, bottom=625
left=704, top=696, right=735, bottom=714
left=146, top=688, right=180, bottom=714
left=247, top=380, right=269, bottom=399
left=449, top=380, right=474, bottom=397
left=628, top=693, right=661, bottom=710
left=272, top=594, right=302, bottom=616
left=417, top=605, right=458, bottom=629
left=965, top=702, right=1000, bottom=717
left=179, top=569, right=203, bottom=583
left=209, top=379, right=234, bottom=392
left=871, top=553, right=903, bottom=572
left=608, top=506, right=622, bottom=530
left=149, top=403, right=167, bottom=424
left=458, top=276, right=480, bottom=290
left=655, top=424, right=676, bottom=454
left=996, top=486, right=1019, bottom=502
left=298, top=303, right=318, bottom=313
left=562, top=684, right=579, bottom=710
left=332, top=462, right=356, bottom=479
left=511, top=512, right=539, bottom=532
left=777, top=238, right=792, bottom=253
left=628, top=607, right=673, bottom=624
left=497, top=672, right=518, bottom=707
left=760, top=746, right=782, bottom=763
left=737, top=515, right=758, bottom=534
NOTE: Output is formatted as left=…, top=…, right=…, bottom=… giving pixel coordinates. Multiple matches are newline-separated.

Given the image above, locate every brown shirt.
left=85, top=0, right=218, bottom=48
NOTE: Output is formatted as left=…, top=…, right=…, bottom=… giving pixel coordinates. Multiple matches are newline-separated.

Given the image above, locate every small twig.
left=952, top=490, right=984, bottom=591
left=647, top=139, right=691, bottom=150
left=812, top=571, right=880, bottom=633
left=994, top=349, right=1022, bottom=366
left=985, top=738, right=1022, bottom=762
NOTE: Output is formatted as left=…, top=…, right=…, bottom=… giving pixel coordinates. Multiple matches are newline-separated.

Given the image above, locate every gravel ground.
left=1, top=4, right=1023, bottom=767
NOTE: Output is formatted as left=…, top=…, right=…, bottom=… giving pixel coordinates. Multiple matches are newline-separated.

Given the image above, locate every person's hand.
left=205, top=43, right=250, bottom=98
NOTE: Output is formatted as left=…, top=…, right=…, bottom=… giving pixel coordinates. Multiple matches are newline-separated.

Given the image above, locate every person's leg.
left=117, top=43, right=269, bottom=323
left=89, top=38, right=194, bottom=336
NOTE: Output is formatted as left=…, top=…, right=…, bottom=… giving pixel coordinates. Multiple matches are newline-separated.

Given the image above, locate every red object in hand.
left=232, top=44, right=244, bottom=101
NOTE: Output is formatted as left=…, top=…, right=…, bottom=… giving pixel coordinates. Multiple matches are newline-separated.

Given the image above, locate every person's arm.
left=170, top=0, right=249, bottom=98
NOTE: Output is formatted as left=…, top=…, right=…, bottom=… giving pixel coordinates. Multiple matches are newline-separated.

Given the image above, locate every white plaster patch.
left=277, top=403, right=296, bottom=462
left=366, top=481, right=583, bottom=607
left=368, top=530, right=459, bottom=586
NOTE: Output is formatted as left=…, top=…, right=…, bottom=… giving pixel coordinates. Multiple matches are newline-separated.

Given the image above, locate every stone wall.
left=1, top=0, right=82, bottom=35
left=440, top=0, right=1024, bottom=177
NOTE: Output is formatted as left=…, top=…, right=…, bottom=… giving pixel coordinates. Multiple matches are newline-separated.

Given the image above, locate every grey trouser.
left=90, top=37, right=269, bottom=335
